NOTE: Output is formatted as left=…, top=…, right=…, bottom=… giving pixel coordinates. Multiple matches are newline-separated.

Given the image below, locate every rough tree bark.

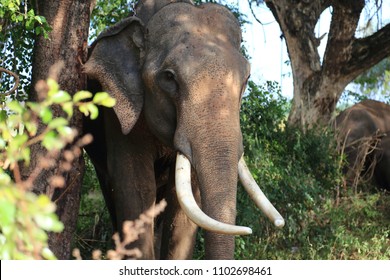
left=263, top=0, right=390, bottom=128
left=24, top=0, right=93, bottom=259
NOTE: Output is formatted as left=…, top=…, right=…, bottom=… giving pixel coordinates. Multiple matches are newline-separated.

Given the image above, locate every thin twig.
left=0, top=67, right=20, bottom=96
left=248, top=0, right=275, bottom=26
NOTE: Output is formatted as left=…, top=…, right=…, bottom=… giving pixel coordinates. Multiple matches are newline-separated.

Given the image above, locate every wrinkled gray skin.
left=336, top=99, right=390, bottom=190
left=84, top=0, right=250, bottom=259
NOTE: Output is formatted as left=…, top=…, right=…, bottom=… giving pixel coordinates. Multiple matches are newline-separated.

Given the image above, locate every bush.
left=234, top=80, right=390, bottom=260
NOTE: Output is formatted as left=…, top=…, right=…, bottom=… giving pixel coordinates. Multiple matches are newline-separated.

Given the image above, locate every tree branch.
left=248, top=0, right=274, bottom=26
left=344, top=23, right=390, bottom=81
left=322, top=0, right=365, bottom=78
left=0, top=67, right=20, bottom=96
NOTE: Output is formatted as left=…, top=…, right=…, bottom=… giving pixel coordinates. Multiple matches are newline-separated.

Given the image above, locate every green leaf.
left=40, top=107, right=53, bottom=124
left=100, top=97, right=116, bottom=108
left=42, top=131, right=62, bottom=150
left=0, top=110, right=7, bottom=122
left=24, top=121, right=38, bottom=136
left=27, top=8, right=35, bottom=17
left=87, top=103, right=99, bottom=120
left=25, top=18, right=34, bottom=30
left=47, top=78, right=59, bottom=96
left=34, top=214, right=55, bottom=231
left=57, top=126, right=74, bottom=138
left=35, top=26, right=41, bottom=35
left=50, top=90, right=72, bottom=104
left=26, top=102, right=41, bottom=114
left=41, top=248, right=57, bottom=260
left=73, top=90, right=92, bottom=102
left=0, top=172, right=12, bottom=185
left=62, top=102, right=74, bottom=118
left=21, top=147, right=31, bottom=165
left=48, top=117, right=68, bottom=129
left=12, top=134, right=28, bottom=147
left=34, top=15, right=43, bottom=24
left=78, top=104, right=89, bottom=116
left=92, top=92, right=116, bottom=107
left=36, top=195, right=55, bottom=212
left=0, top=199, right=16, bottom=228
left=7, top=100, right=24, bottom=114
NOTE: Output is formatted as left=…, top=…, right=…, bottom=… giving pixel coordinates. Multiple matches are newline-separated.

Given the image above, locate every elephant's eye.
left=158, top=69, right=179, bottom=96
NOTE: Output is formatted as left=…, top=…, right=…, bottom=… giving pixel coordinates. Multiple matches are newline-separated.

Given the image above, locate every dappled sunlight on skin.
left=143, top=1, right=250, bottom=133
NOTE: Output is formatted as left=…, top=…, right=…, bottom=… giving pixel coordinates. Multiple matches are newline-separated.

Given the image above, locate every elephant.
left=335, top=99, right=390, bottom=191
left=373, top=134, right=390, bottom=190
left=83, top=0, right=284, bottom=260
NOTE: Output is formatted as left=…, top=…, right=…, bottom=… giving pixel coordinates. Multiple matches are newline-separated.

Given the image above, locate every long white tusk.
left=238, top=156, right=285, bottom=228
left=175, top=152, right=252, bottom=235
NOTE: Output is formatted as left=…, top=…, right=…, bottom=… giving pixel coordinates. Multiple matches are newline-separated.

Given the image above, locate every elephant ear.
left=84, top=17, right=145, bottom=135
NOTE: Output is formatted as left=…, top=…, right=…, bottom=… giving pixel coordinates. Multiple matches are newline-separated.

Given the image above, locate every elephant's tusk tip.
left=274, top=218, right=285, bottom=228
left=240, top=227, right=253, bottom=235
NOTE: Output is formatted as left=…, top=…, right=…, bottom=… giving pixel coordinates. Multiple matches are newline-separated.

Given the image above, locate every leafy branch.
left=0, top=71, right=115, bottom=260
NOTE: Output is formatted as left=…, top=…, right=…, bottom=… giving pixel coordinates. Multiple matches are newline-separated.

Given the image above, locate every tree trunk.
left=25, top=0, right=93, bottom=259
left=264, top=0, right=390, bottom=128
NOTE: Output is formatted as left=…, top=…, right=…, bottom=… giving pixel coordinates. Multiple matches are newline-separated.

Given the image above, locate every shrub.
left=234, top=80, right=390, bottom=260
left=0, top=75, right=115, bottom=259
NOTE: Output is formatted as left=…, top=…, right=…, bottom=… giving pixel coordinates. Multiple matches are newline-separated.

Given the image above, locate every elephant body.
left=374, top=135, right=390, bottom=190
left=83, top=0, right=262, bottom=259
left=335, top=99, right=390, bottom=190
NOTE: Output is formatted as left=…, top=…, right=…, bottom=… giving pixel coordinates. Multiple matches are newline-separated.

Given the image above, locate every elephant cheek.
left=144, top=90, right=177, bottom=146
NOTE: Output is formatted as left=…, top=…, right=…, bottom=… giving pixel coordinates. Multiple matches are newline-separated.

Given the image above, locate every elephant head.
left=84, top=0, right=283, bottom=259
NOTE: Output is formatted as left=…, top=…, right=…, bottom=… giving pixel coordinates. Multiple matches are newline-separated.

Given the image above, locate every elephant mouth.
left=175, top=152, right=285, bottom=235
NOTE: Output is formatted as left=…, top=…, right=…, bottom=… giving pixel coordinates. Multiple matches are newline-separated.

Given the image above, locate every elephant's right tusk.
left=175, top=152, right=252, bottom=235
left=238, top=156, right=285, bottom=228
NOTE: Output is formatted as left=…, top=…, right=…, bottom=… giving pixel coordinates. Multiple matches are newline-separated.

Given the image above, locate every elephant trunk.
left=173, top=68, right=284, bottom=258
left=192, top=130, right=242, bottom=259
left=174, top=101, right=244, bottom=258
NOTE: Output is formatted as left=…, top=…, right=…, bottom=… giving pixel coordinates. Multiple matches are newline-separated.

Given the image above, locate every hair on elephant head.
left=84, top=0, right=284, bottom=260
left=336, top=99, right=390, bottom=191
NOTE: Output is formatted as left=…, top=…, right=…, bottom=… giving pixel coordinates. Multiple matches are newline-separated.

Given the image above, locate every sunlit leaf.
left=62, top=102, right=74, bottom=118
left=42, top=131, right=62, bottom=150
left=7, top=101, right=24, bottom=114
left=41, top=248, right=57, bottom=260
left=73, top=90, right=92, bottom=102
left=40, top=107, right=53, bottom=124
left=48, top=117, right=68, bottom=129
left=50, top=90, right=72, bottom=104
left=47, top=78, right=59, bottom=96
left=0, top=199, right=15, bottom=227
left=93, top=92, right=116, bottom=107
left=87, top=103, right=99, bottom=120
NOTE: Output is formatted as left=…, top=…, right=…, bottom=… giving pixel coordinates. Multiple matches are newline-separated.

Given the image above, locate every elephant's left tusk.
left=175, top=152, right=252, bottom=235
left=238, top=156, right=285, bottom=228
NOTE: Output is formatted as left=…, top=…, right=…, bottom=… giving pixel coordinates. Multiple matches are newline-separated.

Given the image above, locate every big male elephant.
left=83, top=0, right=284, bottom=260
left=336, top=99, right=390, bottom=190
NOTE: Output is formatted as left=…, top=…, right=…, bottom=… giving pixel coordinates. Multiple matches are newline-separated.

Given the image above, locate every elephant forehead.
left=146, top=3, right=241, bottom=49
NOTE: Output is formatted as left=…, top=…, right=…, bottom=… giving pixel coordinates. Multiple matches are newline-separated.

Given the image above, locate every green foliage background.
left=233, top=81, right=390, bottom=259
left=0, top=0, right=50, bottom=100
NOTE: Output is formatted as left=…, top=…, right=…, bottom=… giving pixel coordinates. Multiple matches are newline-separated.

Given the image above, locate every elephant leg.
left=159, top=165, right=199, bottom=260
left=110, top=160, right=156, bottom=259
left=105, top=111, right=158, bottom=259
